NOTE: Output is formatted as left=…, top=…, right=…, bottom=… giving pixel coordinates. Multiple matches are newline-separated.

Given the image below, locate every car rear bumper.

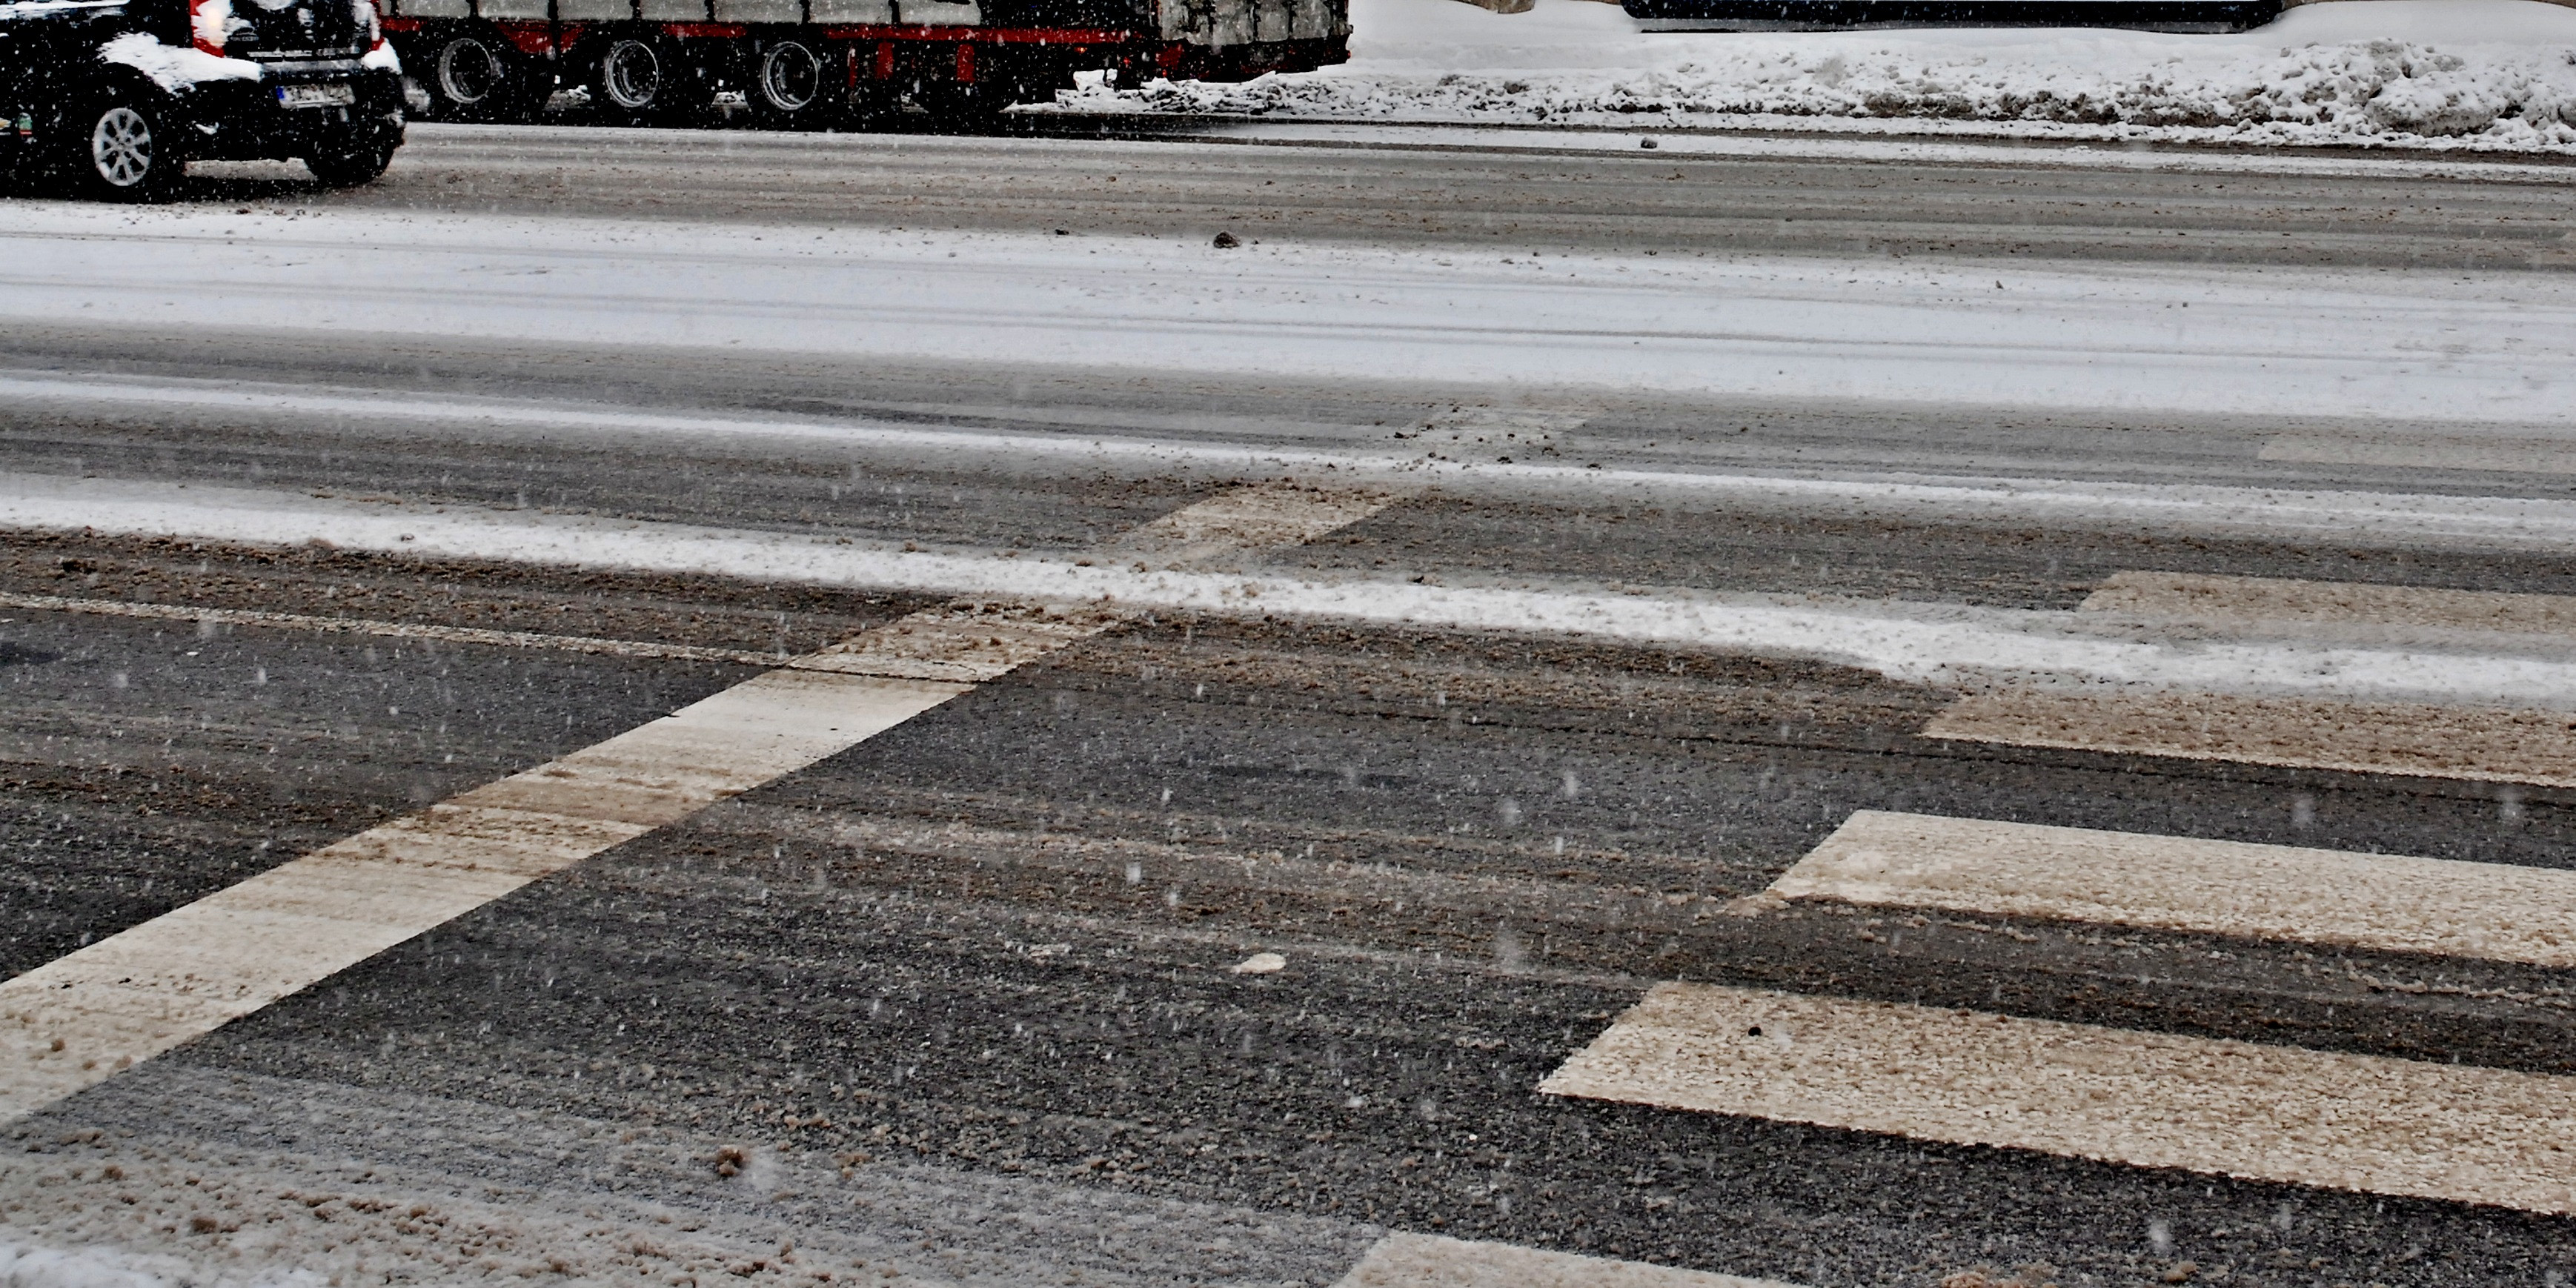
left=184, top=62, right=405, bottom=160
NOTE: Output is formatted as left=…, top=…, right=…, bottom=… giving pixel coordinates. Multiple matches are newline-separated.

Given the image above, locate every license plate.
left=275, top=83, right=356, bottom=109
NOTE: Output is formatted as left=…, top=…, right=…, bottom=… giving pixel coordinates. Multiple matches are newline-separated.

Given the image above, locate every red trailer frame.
left=379, top=0, right=1344, bottom=124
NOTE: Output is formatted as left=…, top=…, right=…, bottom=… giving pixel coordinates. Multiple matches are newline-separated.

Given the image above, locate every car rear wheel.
left=305, top=139, right=398, bottom=188
left=69, top=94, right=184, bottom=202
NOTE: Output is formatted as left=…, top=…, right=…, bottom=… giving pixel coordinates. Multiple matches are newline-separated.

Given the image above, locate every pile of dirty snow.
left=1049, top=0, right=2576, bottom=150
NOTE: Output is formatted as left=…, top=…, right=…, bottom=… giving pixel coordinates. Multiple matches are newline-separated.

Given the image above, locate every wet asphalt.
left=4, top=519, right=2573, bottom=1286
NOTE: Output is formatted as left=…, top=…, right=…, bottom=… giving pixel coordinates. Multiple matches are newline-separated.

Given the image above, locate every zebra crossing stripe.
left=1334, top=1232, right=1801, bottom=1288
left=1540, top=982, right=2576, bottom=1215
left=2079, top=571, right=2576, bottom=640
left=2263, top=434, right=2576, bottom=478
left=1770, top=810, right=2576, bottom=967
left=1929, top=569, right=2576, bottom=785
left=1922, top=687, right=2576, bottom=789
left=1563, top=572, right=2576, bottom=1220
left=0, top=485, right=1394, bottom=1127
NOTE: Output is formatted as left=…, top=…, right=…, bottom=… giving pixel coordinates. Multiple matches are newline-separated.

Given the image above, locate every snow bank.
left=0, top=1239, right=170, bottom=1288
left=1055, top=0, right=2576, bottom=150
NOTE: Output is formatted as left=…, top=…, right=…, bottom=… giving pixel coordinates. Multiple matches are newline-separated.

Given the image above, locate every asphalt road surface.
left=245, top=121, right=2576, bottom=268
left=1, top=122, right=2575, bottom=1288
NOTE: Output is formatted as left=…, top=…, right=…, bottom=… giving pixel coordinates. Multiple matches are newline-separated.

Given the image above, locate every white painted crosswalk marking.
left=0, top=668, right=963, bottom=1123
left=1103, top=485, right=1397, bottom=565
left=1928, top=569, right=2576, bottom=785
left=1772, top=810, right=2576, bottom=966
left=2079, top=570, right=2576, bottom=640
left=0, top=485, right=1393, bottom=1126
left=1924, top=687, right=2576, bottom=788
left=2263, top=433, right=2576, bottom=477
left=1334, top=1233, right=1801, bottom=1288
left=1599, top=562, right=2576, bottom=1224
left=1541, top=982, right=2576, bottom=1215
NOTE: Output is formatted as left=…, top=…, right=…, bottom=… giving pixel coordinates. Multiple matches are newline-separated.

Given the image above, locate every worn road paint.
left=1924, top=688, right=2576, bottom=788
left=2079, top=571, right=2576, bottom=640
left=1104, top=485, right=1401, bottom=566
left=2263, top=434, right=2576, bottom=478
left=1772, top=810, right=2576, bottom=966
left=1541, top=983, right=2576, bottom=1215
left=1332, top=1233, right=1800, bottom=1288
left=0, top=485, right=1392, bottom=1126
left=0, top=590, right=792, bottom=667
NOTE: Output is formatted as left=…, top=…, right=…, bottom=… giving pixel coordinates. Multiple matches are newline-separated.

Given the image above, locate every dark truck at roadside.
left=1, top=0, right=404, bottom=199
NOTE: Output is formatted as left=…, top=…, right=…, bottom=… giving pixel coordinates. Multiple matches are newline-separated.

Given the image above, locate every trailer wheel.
left=591, top=37, right=668, bottom=125
left=421, top=31, right=536, bottom=123
left=65, top=91, right=185, bottom=202
left=751, top=39, right=825, bottom=126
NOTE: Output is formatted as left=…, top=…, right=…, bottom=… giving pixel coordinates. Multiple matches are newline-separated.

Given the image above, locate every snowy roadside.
left=1042, top=0, right=2576, bottom=153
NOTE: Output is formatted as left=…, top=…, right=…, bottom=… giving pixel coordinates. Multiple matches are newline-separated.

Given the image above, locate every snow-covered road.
left=5, top=202, right=2572, bottom=425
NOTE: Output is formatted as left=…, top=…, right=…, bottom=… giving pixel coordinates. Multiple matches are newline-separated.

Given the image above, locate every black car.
left=1, top=0, right=403, bottom=199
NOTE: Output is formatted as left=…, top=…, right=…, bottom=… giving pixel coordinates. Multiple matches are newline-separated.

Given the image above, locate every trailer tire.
left=64, top=89, right=185, bottom=203
left=750, top=38, right=827, bottom=127
left=419, top=30, right=538, bottom=123
left=590, top=36, right=671, bottom=125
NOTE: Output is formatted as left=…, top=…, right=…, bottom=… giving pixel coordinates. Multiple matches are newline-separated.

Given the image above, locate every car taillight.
left=353, top=0, right=382, bottom=50
left=189, top=0, right=230, bottom=54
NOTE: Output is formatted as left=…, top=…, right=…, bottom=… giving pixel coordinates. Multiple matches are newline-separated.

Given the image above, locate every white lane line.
left=0, top=590, right=789, bottom=667
left=13, top=372, right=2576, bottom=551
left=1922, top=687, right=2576, bottom=788
left=2263, top=434, right=2576, bottom=477
left=13, top=474, right=2576, bottom=708
left=0, top=485, right=1391, bottom=1126
left=1770, top=810, right=2576, bottom=967
left=1540, top=983, right=2576, bottom=1215
left=1333, top=1233, right=1800, bottom=1288
left=2079, top=571, right=2576, bottom=642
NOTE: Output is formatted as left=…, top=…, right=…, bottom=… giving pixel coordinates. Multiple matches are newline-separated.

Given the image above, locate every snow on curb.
left=1051, top=0, right=2576, bottom=151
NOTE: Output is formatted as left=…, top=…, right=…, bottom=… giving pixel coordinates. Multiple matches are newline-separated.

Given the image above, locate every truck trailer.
left=378, top=0, right=1346, bottom=125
